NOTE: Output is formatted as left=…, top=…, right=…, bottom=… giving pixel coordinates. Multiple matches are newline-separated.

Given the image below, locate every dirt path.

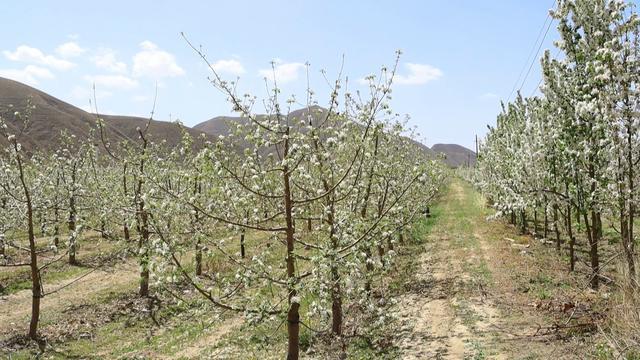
left=168, top=318, right=240, bottom=359
left=395, top=179, right=589, bottom=359
left=0, top=262, right=137, bottom=335
left=396, top=180, right=501, bottom=358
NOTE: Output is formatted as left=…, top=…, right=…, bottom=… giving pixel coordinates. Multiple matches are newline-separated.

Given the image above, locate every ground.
left=0, top=178, right=612, bottom=359
left=395, top=179, right=607, bottom=359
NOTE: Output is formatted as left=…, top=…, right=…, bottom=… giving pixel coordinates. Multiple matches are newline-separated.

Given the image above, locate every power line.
left=507, top=15, right=551, bottom=101
left=506, top=0, right=558, bottom=103
left=518, top=17, right=554, bottom=95
left=529, top=47, right=562, bottom=97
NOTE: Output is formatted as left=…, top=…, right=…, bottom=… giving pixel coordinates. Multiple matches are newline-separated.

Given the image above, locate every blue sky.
left=0, top=1, right=574, bottom=149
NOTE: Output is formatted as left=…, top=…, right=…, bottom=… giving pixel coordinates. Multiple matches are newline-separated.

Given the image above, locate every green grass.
left=467, top=340, right=487, bottom=360
left=0, top=239, right=123, bottom=296
left=4, top=265, right=88, bottom=294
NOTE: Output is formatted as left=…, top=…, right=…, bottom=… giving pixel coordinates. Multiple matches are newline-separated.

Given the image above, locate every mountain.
left=0, top=77, right=209, bottom=152
left=431, top=143, right=477, bottom=168
left=195, top=106, right=437, bottom=158
left=0, top=77, right=471, bottom=165
left=195, top=105, right=328, bottom=135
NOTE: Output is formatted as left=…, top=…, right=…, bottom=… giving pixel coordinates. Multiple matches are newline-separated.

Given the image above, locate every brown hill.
left=194, top=105, right=327, bottom=135
left=0, top=77, right=209, bottom=152
left=431, top=143, right=476, bottom=168
left=0, top=77, right=469, bottom=164
left=195, top=106, right=438, bottom=158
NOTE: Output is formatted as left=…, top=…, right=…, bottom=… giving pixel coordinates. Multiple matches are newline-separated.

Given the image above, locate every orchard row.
left=474, top=0, right=639, bottom=290
left=0, top=54, right=446, bottom=359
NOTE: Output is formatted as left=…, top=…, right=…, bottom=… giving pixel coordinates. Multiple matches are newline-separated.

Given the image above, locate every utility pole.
left=475, top=135, right=479, bottom=155
left=474, top=135, right=480, bottom=168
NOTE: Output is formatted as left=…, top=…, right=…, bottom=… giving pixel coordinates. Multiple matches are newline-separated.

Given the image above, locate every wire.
left=529, top=47, right=562, bottom=97
left=518, top=17, right=555, bottom=95
left=506, top=0, right=558, bottom=103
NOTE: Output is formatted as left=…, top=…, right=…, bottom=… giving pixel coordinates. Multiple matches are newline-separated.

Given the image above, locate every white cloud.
left=395, top=63, right=442, bottom=85
left=212, top=59, right=246, bottom=76
left=91, top=48, right=127, bottom=73
left=259, top=61, right=305, bottom=83
left=55, top=42, right=86, bottom=58
left=132, top=41, right=184, bottom=79
left=0, top=65, right=54, bottom=86
left=140, top=40, right=156, bottom=51
left=3, top=45, right=75, bottom=71
left=84, top=74, right=138, bottom=90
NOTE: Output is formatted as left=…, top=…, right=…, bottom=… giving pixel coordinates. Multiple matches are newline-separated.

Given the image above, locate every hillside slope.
left=0, top=78, right=470, bottom=162
left=431, top=143, right=476, bottom=168
left=0, top=77, right=209, bottom=152
left=195, top=105, right=437, bottom=158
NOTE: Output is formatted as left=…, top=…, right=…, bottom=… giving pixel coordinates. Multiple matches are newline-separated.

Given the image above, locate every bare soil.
left=395, top=180, right=605, bottom=359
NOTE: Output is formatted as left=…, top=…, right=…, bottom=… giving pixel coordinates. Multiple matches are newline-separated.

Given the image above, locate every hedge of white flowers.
left=475, top=0, right=639, bottom=291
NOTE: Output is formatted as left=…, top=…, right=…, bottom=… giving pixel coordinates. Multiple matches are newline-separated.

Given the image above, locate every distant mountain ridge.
left=0, top=77, right=475, bottom=166
left=194, top=106, right=438, bottom=159
left=431, top=143, right=477, bottom=168
left=196, top=113, right=476, bottom=167
left=0, top=77, right=210, bottom=152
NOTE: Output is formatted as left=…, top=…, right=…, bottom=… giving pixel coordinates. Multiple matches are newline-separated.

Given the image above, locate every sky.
left=0, top=1, right=581, bottom=150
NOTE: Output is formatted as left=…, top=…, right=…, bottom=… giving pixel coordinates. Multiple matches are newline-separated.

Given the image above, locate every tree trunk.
left=123, top=222, right=130, bottom=242
left=195, top=237, right=203, bottom=276
left=28, top=205, right=41, bottom=340
left=583, top=211, right=599, bottom=289
left=553, top=204, right=560, bottom=252
left=533, top=207, right=539, bottom=238
left=28, top=206, right=41, bottom=339
left=520, top=210, right=527, bottom=235
left=15, top=144, right=41, bottom=340
left=543, top=203, right=549, bottom=240
left=123, top=163, right=130, bottom=242
left=194, top=179, right=203, bottom=276
left=136, top=135, right=150, bottom=298
left=138, top=207, right=150, bottom=297
left=326, top=198, right=342, bottom=336
left=377, top=243, right=385, bottom=266
left=53, top=184, right=60, bottom=248
left=283, top=138, right=300, bottom=360
left=359, top=130, right=379, bottom=292
left=101, top=220, right=108, bottom=239
left=240, top=229, right=246, bottom=259
left=363, top=247, right=374, bottom=294
left=68, top=194, right=77, bottom=265
left=38, top=212, right=45, bottom=237
left=621, top=207, right=630, bottom=276
left=626, top=118, right=637, bottom=281
left=566, top=204, right=575, bottom=272
left=626, top=202, right=636, bottom=279
left=331, top=262, right=342, bottom=336
left=0, top=198, right=5, bottom=257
